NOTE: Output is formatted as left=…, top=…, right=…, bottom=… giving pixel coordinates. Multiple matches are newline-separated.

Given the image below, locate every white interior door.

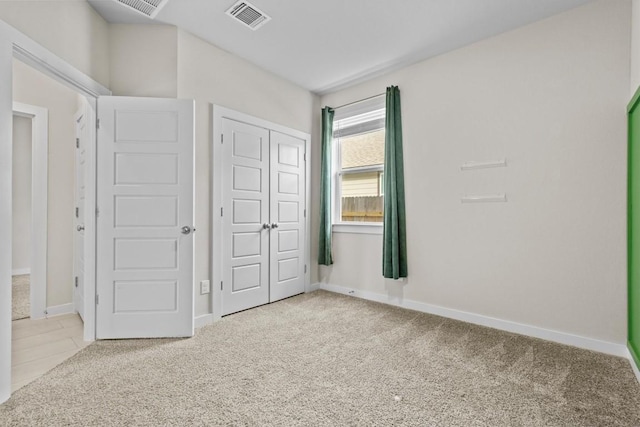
left=96, top=96, right=195, bottom=339
left=269, top=131, right=306, bottom=302
left=221, top=118, right=270, bottom=315
left=73, top=110, right=87, bottom=320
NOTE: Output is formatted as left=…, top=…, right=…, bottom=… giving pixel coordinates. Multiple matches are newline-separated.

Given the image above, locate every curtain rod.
left=331, top=92, right=385, bottom=110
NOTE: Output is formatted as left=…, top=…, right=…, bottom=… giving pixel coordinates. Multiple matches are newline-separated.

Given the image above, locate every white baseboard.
left=195, top=313, right=214, bottom=329
left=12, top=268, right=30, bottom=276
left=317, top=283, right=628, bottom=358
left=45, top=303, right=74, bottom=317
left=306, top=282, right=320, bottom=293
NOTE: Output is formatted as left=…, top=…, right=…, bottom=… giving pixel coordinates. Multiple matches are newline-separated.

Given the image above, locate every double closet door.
left=221, top=118, right=306, bottom=316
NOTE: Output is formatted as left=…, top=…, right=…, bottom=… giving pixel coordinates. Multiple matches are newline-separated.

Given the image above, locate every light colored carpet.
left=1, top=290, right=639, bottom=426
left=11, top=275, right=29, bottom=321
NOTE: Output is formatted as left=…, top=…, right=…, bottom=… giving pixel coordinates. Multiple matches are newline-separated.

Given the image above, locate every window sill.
left=332, top=223, right=383, bottom=235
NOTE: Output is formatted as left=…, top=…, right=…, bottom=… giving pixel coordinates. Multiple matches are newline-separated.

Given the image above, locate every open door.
left=73, top=107, right=88, bottom=321
left=96, top=96, right=195, bottom=339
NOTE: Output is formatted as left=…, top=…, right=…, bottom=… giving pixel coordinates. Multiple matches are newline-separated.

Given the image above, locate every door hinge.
left=304, top=209, right=306, bottom=218
left=96, top=119, right=100, bottom=130
left=303, top=153, right=306, bottom=162
left=220, top=281, right=223, bottom=291
left=76, top=138, right=79, bottom=149
left=96, top=207, right=100, bottom=217
left=75, top=276, right=78, bottom=288
left=75, top=207, right=79, bottom=218
left=221, top=134, right=224, bottom=144
left=221, top=207, right=224, bottom=217
left=304, top=264, right=307, bottom=274
left=95, top=295, right=99, bottom=305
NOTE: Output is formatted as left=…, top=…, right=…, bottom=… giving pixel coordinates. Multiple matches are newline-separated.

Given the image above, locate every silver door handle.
left=263, top=223, right=271, bottom=230
left=76, top=225, right=85, bottom=232
left=181, top=226, right=195, bottom=235
left=271, top=223, right=279, bottom=229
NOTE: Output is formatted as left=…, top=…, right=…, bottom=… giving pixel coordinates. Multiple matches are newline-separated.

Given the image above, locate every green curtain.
left=383, top=86, right=408, bottom=279
left=319, top=107, right=335, bottom=266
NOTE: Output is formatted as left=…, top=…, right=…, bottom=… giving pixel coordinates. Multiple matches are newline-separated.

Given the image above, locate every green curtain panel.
left=319, top=107, right=335, bottom=266
left=383, top=86, right=408, bottom=279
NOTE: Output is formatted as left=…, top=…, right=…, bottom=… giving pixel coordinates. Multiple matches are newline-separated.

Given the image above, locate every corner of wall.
left=309, top=94, right=322, bottom=283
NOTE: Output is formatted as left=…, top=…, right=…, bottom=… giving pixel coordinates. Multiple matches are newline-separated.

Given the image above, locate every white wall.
left=0, top=0, right=109, bottom=88
left=632, top=0, right=640, bottom=95
left=13, top=60, right=80, bottom=308
left=176, top=30, right=317, bottom=316
left=319, top=0, right=631, bottom=345
left=11, top=115, right=31, bottom=273
left=109, top=24, right=177, bottom=97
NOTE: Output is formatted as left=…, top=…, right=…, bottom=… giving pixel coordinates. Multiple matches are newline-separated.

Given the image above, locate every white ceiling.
left=88, top=0, right=595, bottom=94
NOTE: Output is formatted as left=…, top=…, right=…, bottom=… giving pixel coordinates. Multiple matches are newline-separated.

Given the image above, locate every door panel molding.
left=212, top=106, right=311, bottom=320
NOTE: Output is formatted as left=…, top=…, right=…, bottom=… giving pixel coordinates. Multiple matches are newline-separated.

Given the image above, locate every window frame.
left=331, top=95, right=385, bottom=235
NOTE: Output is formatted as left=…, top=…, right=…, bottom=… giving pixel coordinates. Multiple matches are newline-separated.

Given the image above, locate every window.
left=333, top=96, right=385, bottom=228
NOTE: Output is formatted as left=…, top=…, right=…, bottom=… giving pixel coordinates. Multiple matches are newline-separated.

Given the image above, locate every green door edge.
left=628, top=86, right=640, bottom=370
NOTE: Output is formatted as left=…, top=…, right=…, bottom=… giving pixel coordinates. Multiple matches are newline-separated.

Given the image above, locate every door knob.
left=76, top=225, right=85, bottom=232
left=263, top=223, right=271, bottom=230
left=181, top=226, right=195, bottom=235
left=271, top=223, right=279, bottom=229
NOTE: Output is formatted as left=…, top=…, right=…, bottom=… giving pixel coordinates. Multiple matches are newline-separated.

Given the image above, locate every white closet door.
left=269, top=131, right=306, bottom=302
left=221, top=118, right=270, bottom=315
left=96, top=96, right=195, bottom=339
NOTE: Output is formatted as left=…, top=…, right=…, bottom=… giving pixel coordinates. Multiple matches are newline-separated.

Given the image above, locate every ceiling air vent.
left=226, top=1, right=271, bottom=31
left=114, top=0, right=169, bottom=19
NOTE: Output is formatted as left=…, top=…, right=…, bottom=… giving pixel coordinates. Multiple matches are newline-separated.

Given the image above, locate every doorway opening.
left=10, top=58, right=93, bottom=392
left=0, top=22, right=111, bottom=403
left=11, top=113, right=32, bottom=322
left=12, top=101, right=47, bottom=323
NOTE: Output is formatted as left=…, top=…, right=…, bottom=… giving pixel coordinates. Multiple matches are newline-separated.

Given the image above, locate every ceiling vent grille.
left=226, top=1, right=271, bottom=31
left=114, top=0, right=169, bottom=19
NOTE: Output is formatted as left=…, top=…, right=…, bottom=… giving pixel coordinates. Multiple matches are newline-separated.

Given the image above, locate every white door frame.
left=0, top=19, right=111, bottom=403
left=211, top=105, right=312, bottom=321
left=12, top=102, right=48, bottom=320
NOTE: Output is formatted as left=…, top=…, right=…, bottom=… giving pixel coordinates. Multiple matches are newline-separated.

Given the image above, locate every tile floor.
left=11, top=314, right=88, bottom=392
